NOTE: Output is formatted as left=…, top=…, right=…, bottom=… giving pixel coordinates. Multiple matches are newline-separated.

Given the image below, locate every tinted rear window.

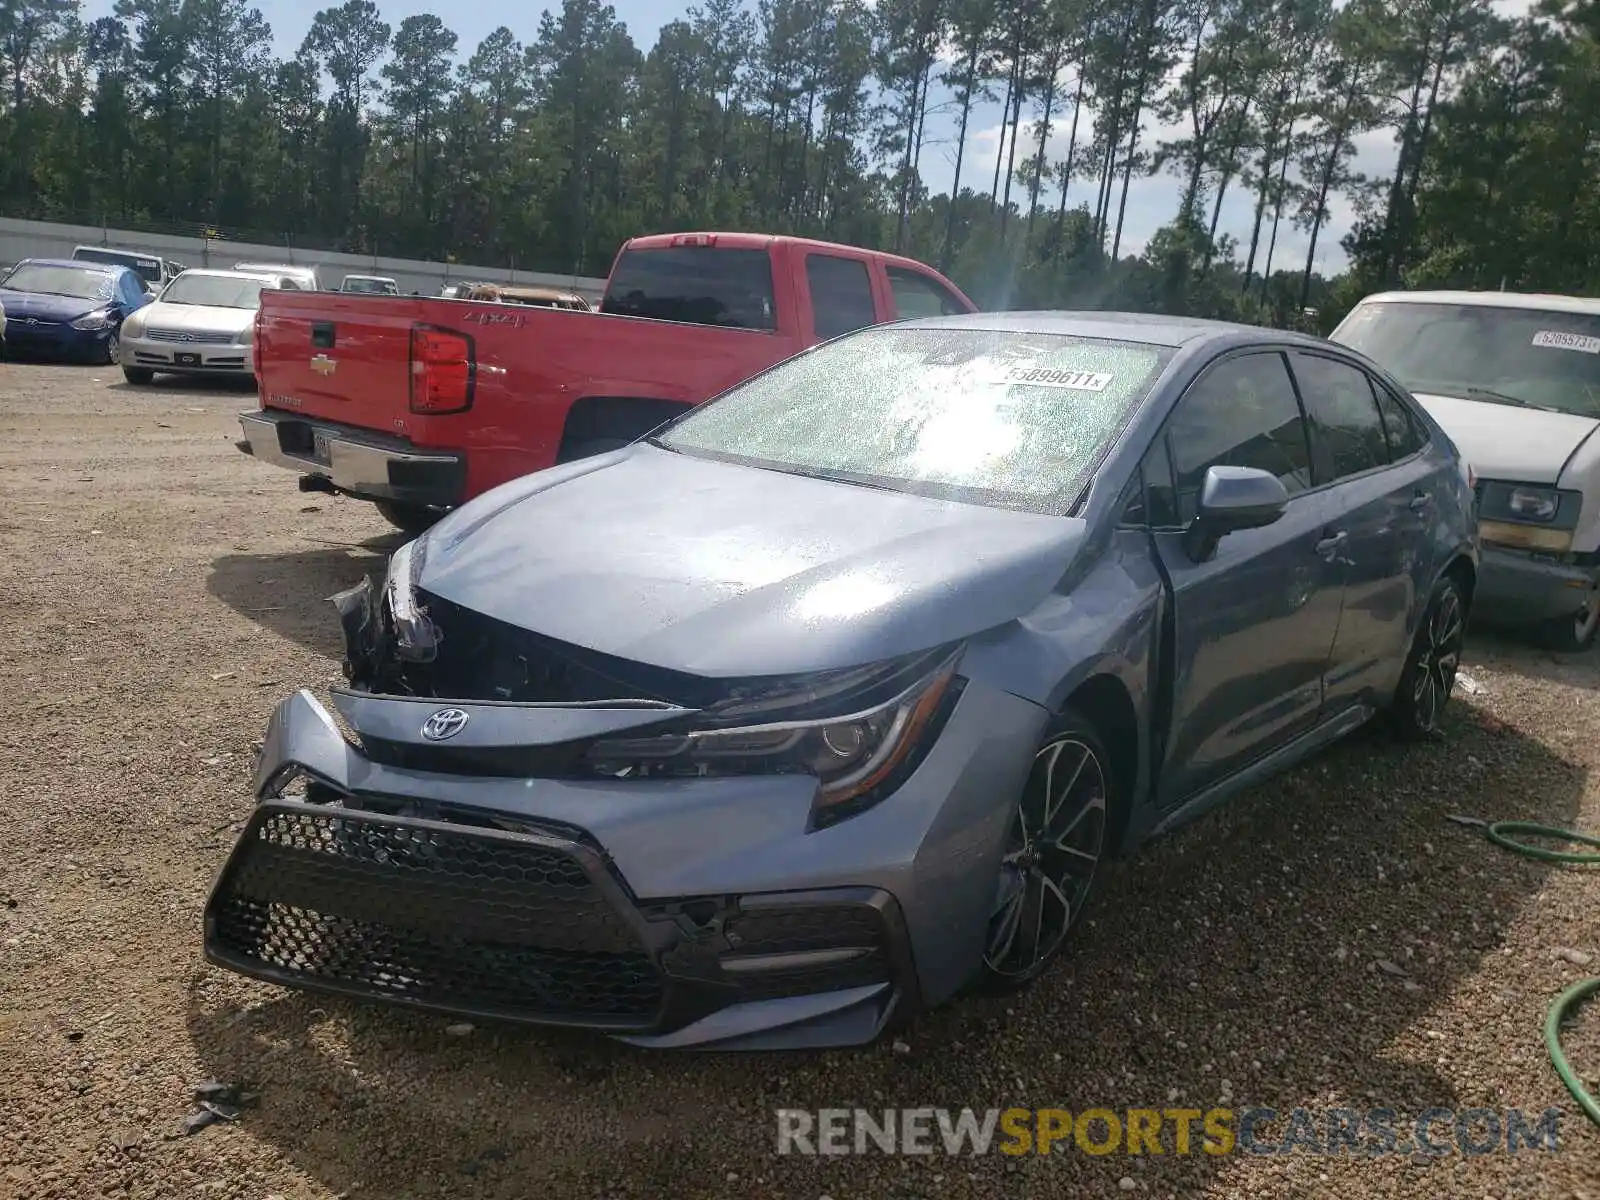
left=601, top=246, right=776, bottom=330
left=74, top=247, right=162, bottom=283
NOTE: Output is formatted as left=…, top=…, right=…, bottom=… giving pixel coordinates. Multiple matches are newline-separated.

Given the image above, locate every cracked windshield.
left=657, top=328, right=1172, bottom=513
left=1334, top=301, right=1600, bottom=416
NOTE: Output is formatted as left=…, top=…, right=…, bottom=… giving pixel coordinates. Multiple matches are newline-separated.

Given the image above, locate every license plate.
left=313, top=430, right=332, bottom=462
left=175, top=351, right=201, bottom=367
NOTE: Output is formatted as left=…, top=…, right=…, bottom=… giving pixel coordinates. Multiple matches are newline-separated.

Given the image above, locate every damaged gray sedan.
left=204, top=312, right=1478, bottom=1050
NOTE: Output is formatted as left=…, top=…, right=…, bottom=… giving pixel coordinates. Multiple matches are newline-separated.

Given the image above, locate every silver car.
left=119, top=269, right=286, bottom=384
left=204, top=313, right=1478, bottom=1050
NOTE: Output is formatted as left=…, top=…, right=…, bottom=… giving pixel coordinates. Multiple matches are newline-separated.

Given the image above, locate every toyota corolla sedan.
left=120, top=268, right=289, bottom=384
left=0, top=258, right=151, bottom=363
left=204, top=313, right=1478, bottom=1051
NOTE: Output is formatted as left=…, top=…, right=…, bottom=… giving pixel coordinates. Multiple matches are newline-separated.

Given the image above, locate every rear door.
left=1149, top=350, right=1348, bottom=804
left=1288, top=350, right=1433, bottom=709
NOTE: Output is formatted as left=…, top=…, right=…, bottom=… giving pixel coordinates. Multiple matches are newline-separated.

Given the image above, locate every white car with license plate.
left=119, top=269, right=290, bottom=385
left=1332, top=290, right=1600, bottom=649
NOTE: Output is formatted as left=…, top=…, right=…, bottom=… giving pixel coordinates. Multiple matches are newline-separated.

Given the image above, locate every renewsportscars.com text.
left=774, top=1106, right=1565, bottom=1157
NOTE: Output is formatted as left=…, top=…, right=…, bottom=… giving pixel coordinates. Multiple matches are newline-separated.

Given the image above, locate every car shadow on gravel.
left=183, top=704, right=1587, bottom=1199
left=206, top=540, right=404, bottom=658
left=108, top=374, right=258, bottom=394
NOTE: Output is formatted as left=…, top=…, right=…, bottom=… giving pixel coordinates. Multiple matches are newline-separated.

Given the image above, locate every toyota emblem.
left=420, top=707, right=470, bottom=741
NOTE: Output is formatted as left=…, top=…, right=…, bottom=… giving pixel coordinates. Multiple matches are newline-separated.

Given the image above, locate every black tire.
left=979, top=708, right=1115, bottom=991
left=122, top=366, right=154, bottom=385
left=558, top=436, right=632, bottom=463
left=1390, top=573, right=1468, bottom=740
left=1532, top=581, right=1600, bottom=653
left=373, top=499, right=445, bottom=536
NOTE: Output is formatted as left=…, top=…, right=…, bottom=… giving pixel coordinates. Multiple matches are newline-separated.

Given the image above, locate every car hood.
left=1415, top=392, right=1600, bottom=484
left=134, top=301, right=254, bottom=334
left=418, top=446, right=1086, bottom=677
left=0, top=288, right=106, bottom=323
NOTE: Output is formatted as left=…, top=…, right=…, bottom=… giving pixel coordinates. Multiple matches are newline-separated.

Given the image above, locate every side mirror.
left=1183, top=465, right=1290, bottom=562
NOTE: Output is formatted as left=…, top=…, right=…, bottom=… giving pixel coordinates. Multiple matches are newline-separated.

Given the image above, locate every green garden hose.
left=1545, top=977, right=1600, bottom=1128
left=1463, top=819, right=1600, bottom=1128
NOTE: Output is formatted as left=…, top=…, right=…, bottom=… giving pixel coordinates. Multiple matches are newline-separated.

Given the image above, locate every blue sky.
left=82, top=0, right=1470, bottom=275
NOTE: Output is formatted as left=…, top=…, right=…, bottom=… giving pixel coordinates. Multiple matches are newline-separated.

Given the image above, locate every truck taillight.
left=251, top=311, right=263, bottom=376
left=409, top=326, right=475, bottom=414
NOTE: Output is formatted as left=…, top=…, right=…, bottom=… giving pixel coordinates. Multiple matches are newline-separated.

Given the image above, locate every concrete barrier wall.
left=0, top=216, right=609, bottom=303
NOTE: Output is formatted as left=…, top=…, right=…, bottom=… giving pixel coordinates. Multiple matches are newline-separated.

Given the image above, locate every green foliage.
left=0, top=0, right=1593, bottom=319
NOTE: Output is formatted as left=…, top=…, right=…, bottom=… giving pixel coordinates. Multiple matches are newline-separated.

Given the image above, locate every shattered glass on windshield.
left=656, top=327, right=1173, bottom=514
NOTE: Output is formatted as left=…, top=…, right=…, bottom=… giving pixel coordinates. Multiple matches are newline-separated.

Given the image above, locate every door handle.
left=1410, top=491, right=1431, bottom=513
left=1315, top=530, right=1348, bottom=559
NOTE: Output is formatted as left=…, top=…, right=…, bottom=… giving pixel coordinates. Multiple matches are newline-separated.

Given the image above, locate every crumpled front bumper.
left=202, top=680, right=1044, bottom=1050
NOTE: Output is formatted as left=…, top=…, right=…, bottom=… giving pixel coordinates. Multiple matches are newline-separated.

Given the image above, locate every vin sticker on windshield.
left=1531, top=330, right=1600, bottom=354
left=1002, top=367, right=1114, bottom=391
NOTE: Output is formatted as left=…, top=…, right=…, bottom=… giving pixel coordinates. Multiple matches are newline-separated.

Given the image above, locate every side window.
left=1290, top=352, right=1390, bottom=481
left=1143, top=436, right=1181, bottom=528
left=885, top=266, right=965, bottom=319
left=805, top=254, right=877, bottom=340
left=1369, top=378, right=1425, bottom=460
left=1166, top=352, right=1313, bottom=525
left=1117, top=467, right=1146, bottom=528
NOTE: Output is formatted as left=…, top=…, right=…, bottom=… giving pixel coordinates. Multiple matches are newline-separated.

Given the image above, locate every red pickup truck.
left=238, top=232, right=976, bottom=532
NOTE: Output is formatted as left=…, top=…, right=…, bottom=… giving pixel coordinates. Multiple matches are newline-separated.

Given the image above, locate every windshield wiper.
left=1462, top=386, right=1562, bottom=413
left=777, top=464, right=900, bottom=492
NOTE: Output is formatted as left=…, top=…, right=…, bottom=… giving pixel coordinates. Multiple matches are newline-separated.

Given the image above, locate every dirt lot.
left=0, top=359, right=1597, bottom=1200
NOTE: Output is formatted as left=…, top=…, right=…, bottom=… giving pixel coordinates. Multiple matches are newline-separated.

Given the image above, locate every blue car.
left=205, top=313, right=1479, bottom=1050
left=0, top=258, right=151, bottom=364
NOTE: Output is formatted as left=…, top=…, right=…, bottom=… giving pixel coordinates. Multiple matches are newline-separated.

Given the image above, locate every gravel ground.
left=0, top=358, right=1597, bottom=1200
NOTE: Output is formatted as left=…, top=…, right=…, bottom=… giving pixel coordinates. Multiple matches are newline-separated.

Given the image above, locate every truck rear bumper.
left=238, top=410, right=466, bottom=507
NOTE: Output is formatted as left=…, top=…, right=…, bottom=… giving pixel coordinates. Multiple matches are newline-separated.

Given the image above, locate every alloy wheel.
left=983, top=735, right=1107, bottom=980
left=1411, top=585, right=1464, bottom=733
left=104, top=332, right=120, bottom=365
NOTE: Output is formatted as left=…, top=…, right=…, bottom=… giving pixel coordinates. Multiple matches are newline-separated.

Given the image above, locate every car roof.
left=1359, top=289, right=1600, bottom=315
left=72, top=245, right=163, bottom=260
left=17, top=257, right=125, bottom=275
left=891, top=309, right=1333, bottom=350
left=174, top=268, right=280, bottom=280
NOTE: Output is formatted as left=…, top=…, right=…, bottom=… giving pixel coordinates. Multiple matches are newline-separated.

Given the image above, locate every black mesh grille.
left=207, top=806, right=664, bottom=1022
left=730, top=950, right=892, bottom=1003
left=724, top=903, right=892, bottom=1003
left=727, top=905, right=886, bottom=955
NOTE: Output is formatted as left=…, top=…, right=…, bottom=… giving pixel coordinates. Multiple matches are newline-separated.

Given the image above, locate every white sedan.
left=119, top=269, right=289, bottom=385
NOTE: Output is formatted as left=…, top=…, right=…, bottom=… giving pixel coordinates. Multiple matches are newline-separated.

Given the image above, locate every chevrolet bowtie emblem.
left=310, top=353, right=336, bottom=377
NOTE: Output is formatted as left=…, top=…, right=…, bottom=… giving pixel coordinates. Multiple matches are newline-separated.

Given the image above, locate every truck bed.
left=253, top=291, right=800, bottom=500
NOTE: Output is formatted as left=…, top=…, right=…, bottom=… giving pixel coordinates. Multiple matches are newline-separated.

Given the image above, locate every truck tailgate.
left=256, top=291, right=419, bottom=431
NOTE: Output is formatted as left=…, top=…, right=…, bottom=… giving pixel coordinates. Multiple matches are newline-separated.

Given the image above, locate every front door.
left=1146, top=350, right=1349, bottom=805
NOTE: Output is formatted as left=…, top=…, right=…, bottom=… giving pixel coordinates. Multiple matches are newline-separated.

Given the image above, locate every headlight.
left=586, top=651, right=961, bottom=818
left=71, top=308, right=114, bottom=331
left=1508, top=486, right=1559, bottom=521
left=383, top=537, right=439, bottom=660
left=235, top=323, right=254, bottom=345
left=122, top=311, right=147, bottom=337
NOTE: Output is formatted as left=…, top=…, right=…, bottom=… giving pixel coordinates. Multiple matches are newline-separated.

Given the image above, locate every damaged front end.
left=207, top=539, right=981, bottom=1047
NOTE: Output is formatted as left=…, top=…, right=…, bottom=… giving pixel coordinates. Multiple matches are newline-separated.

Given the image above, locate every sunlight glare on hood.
left=794, top=574, right=899, bottom=622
